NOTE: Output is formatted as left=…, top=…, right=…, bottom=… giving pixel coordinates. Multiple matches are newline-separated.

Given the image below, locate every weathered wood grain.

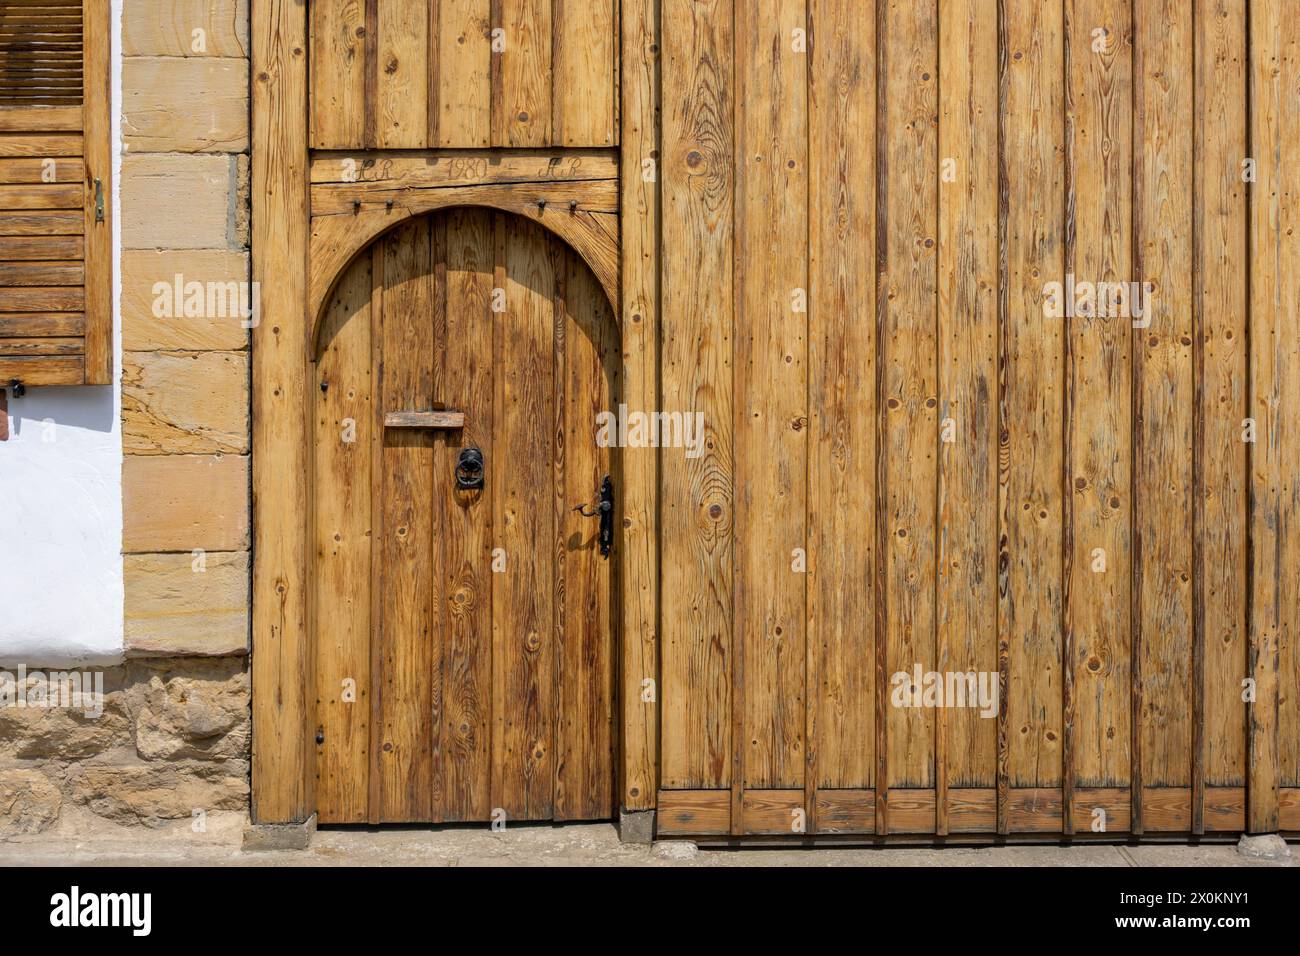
left=1133, top=0, right=1194, bottom=821
left=1247, top=0, right=1298, bottom=830
left=494, top=215, right=558, bottom=818
left=1193, top=0, right=1248, bottom=819
left=618, top=0, right=659, bottom=813
left=659, top=0, right=734, bottom=792
left=375, top=0, right=429, bottom=148
left=435, top=0, right=492, bottom=147
left=249, top=0, right=312, bottom=826
left=937, top=0, right=998, bottom=833
left=878, top=0, right=938, bottom=798
left=384, top=410, right=466, bottom=428
left=309, top=0, right=366, bottom=148
left=555, top=246, right=618, bottom=819
left=374, top=220, right=438, bottom=822
left=437, top=208, right=494, bottom=821
left=552, top=0, right=616, bottom=147
left=807, top=0, right=876, bottom=820
left=496, top=0, right=551, bottom=147
left=734, top=0, right=808, bottom=803
left=1065, top=0, right=1133, bottom=804
left=998, top=0, right=1065, bottom=832
left=309, top=149, right=616, bottom=186
left=313, top=256, right=373, bottom=823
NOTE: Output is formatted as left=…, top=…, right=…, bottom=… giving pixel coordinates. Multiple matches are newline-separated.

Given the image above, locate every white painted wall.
left=0, top=1, right=123, bottom=667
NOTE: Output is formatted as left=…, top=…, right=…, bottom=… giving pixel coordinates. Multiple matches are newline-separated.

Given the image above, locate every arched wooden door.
left=311, top=209, right=619, bottom=824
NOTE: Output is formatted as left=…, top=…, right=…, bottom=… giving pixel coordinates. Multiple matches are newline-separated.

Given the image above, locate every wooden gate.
left=253, top=0, right=1297, bottom=841
left=311, top=209, right=619, bottom=824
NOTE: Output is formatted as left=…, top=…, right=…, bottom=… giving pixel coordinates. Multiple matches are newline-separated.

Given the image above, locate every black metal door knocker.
left=455, top=446, right=485, bottom=490
left=573, top=475, right=614, bottom=559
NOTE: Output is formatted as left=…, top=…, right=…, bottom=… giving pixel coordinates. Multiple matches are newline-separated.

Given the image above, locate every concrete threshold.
left=1, top=821, right=1294, bottom=867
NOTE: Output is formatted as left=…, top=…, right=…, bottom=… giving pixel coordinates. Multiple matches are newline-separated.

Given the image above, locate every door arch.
left=311, top=208, right=620, bottom=824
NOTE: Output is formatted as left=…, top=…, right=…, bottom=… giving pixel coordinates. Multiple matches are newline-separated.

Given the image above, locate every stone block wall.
left=1, top=0, right=254, bottom=840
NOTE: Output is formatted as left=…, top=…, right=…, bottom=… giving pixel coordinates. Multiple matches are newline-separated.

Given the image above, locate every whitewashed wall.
left=0, top=1, right=123, bottom=666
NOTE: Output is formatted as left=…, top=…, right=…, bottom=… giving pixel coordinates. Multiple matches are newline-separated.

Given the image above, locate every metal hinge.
left=94, top=178, right=104, bottom=223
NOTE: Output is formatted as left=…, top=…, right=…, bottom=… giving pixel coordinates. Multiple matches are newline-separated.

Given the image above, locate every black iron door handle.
left=455, top=446, right=485, bottom=490
left=572, top=475, right=613, bottom=559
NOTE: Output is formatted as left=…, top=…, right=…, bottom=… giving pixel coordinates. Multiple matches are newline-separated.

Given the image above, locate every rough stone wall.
left=1, top=661, right=248, bottom=837
left=1, top=0, right=254, bottom=840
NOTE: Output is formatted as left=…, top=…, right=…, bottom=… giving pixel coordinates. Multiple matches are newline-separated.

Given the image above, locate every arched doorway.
left=310, top=209, right=620, bottom=824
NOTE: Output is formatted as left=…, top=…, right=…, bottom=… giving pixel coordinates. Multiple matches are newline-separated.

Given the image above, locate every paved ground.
left=1, top=812, right=1295, bottom=866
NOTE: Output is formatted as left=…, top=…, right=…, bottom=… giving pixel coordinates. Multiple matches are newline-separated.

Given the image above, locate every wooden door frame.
left=250, top=0, right=660, bottom=825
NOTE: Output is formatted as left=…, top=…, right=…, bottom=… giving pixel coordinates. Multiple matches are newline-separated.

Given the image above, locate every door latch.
left=455, top=446, right=485, bottom=490
left=573, top=475, right=614, bottom=559
left=94, top=178, right=104, bottom=223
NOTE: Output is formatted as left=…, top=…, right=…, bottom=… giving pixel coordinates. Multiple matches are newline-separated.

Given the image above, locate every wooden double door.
left=312, top=209, right=619, bottom=823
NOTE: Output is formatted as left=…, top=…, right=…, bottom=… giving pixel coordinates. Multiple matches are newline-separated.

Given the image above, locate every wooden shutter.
left=0, top=0, right=110, bottom=386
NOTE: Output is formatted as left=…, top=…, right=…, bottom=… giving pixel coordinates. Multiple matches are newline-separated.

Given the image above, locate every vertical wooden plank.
left=1248, top=0, right=1298, bottom=830
left=313, top=258, right=373, bottom=823
left=878, top=0, right=938, bottom=809
left=1133, top=0, right=1194, bottom=817
left=1194, top=0, right=1248, bottom=826
left=618, top=0, right=659, bottom=812
left=807, top=0, right=876, bottom=815
left=310, top=0, right=367, bottom=147
left=937, top=0, right=999, bottom=833
left=375, top=220, right=437, bottom=821
left=659, top=0, right=734, bottom=792
left=496, top=0, right=552, bottom=146
left=436, top=0, right=493, bottom=147
left=1268, top=11, right=1300, bottom=798
left=437, top=209, right=494, bottom=821
left=376, top=0, right=430, bottom=147
left=549, top=229, right=567, bottom=819
left=556, top=251, right=618, bottom=819
left=553, top=0, right=616, bottom=146
left=1064, top=0, right=1132, bottom=811
left=250, top=0, right=312, bottom=825
left=366, top=245, right=386, bottom=824
left=489, top=215, right=508, bottom=819
left=999, top=0, right=1066, bottom=832
left=81, top=0, right=111, bottom=384
left=734, top=0, right=808, bottom=804
left=494, top=218, right=558, bottom=819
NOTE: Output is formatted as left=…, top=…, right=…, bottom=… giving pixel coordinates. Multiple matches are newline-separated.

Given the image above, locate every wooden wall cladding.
left=309, top=0, right=618, bottom=149
left=655, top=0, right=1300, bottom=837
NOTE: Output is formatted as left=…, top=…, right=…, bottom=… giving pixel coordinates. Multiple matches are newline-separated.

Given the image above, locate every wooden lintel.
left=310, top=177, right=619, bottom=217
left=309, top=148, right=618, bottom=187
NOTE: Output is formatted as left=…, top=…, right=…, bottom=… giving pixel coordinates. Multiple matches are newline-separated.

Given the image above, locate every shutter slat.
left=0, top=312, right=85, bottom=336
left=0, top=285, right=85, bottom=311
left=0, top=183, right=82, bottom=208
left=0, top=335, right=81, bottom=355
left=0, top=210, right=83, bottom=234
left=0, top=354, right=84, bottom=385
left=0, top=235, right=84, bottom=258
left=0, top=132, right=82, bottom=156
left=0, top=260, right=83, bottom=285
left=0, top=158, right=84, bottom=183
left=0, top=109, right=81, bottom=134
